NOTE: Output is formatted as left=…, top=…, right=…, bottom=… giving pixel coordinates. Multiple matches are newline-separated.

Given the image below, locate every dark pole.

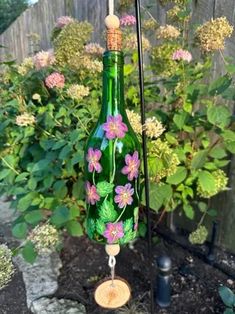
left=134, top=1, right=154, bottom=313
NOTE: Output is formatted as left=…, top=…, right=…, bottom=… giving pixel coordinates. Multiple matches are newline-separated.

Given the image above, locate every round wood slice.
left=94, top=277, right=131, bottom=309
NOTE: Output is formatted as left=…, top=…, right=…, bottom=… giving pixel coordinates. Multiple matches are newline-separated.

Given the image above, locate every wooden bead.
left=105, top=14, right=120, bottom=29
left=105, top=244, right=120, bottom=256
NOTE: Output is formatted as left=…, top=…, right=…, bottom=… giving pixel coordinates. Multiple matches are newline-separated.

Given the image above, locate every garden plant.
left=0, top=0, right=235, bottom=290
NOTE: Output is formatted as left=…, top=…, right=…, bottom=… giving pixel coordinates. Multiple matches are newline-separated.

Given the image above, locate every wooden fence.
left=0, top=0, right=235, bottom=253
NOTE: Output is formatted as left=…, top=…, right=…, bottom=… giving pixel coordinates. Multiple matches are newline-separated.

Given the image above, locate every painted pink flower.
left=102, top=114, right=128, bottom=140
left=56, top=16, right=74, bottom=28
left=121, top=151, right=140, bottom=181
left=114, top=183, right=134, bottom=208
left=172, top=49, right=192, bottom=62
left=45, top=72, right=65, bottom=89
left=120, top=15, right=136, bottom=26
left=104, top=222, right=124, bottom=244
left=33, top=50, right=55, bottom=70
left=86, top=148, right=102, bottom=173
left=134, top=222, right=138, bottom=231
left=85, top=181, right=100, bottom=205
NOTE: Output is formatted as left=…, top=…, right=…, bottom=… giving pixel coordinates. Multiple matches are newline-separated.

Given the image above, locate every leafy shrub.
left=0, top=0, right=235, bottom=266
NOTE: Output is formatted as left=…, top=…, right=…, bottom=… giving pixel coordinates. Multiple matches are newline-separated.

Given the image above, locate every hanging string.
left=108, top=255, right=116, bottom=287
left=109, top=0, right=114, bottom=15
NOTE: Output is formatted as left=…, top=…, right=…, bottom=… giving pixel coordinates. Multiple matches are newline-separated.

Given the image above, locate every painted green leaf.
left=22, top=241, right=37, bottom=264
left=97, top=181, right=114, bottom=197
left=32, top=159, right=50, bottom=172
left=120, top=230, right=136, bottom=244
left=72, top=179, right=85, bottom=199
left=134, top=207, right=139, bottom=225
left=198, top=171, right=216, bottom=192
left=207, top=105, right=231, bottom=129
left=96, top=219, right=106, bottom=236
left=225, top=141, right=235, bottom=154
left=99, top=200, right=118, bottom=222
left=66, top=220, right=83, bottom=236
left=167, top=166, right=187, bottom=185
left=12, top=222, right=28, bottom=239
left=124, top=218, right=133, bottom=232
left=15, top=172, right=29, bottom=182
left=191, top=150, right=208, bottom=169
left=86, top=218, right=96, bottom=238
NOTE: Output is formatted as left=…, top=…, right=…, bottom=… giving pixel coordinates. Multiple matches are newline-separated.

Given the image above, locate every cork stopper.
left=107, top=28, right=122, bottom=51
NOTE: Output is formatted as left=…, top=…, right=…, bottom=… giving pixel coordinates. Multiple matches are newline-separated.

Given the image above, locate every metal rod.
left=134, top=1, right=154, bottom=313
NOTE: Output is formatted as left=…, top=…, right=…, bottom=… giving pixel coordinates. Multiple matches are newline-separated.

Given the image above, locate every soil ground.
left=55, top=235, right=235, bottom=314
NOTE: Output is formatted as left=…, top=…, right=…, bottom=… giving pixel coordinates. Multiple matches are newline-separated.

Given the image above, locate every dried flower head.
left=33, top=50, right=55, bottom=70
left=120, top=15, right=136, bottom=26
left=156, top=25, right=180, bottom=39
left=172, top=49, right=192, bottom=62
left=56, top=16, right=74, bottom=28
left=28, top=224, right=60, bottom=254
left=118, top=0, right=133, bottom=11
left=126, top=109, right=142, bottom=134
left=85, top=43, right=105, bottom=56
left=167, top=5, right=181, bottom=21
left=18, top=57, right=34, bottom=75
left=160, top=0, right=188, bottom=5
left=144, top=116, right=165, bottom=138
left=54, top=21, right=93, bottom=66
left=0, top=244, right=14, bottom=290
left=148, top=139, right=180, bottom=181
left=196, top=17, right=233, bottom=52
left=123, top=33, right=151, bottom=51
left=16, top=113, right=36, bottom=127
left=189, top=225, right=208, bottom=245
left=197, top=169, right=228, bottom=198
left=67, top=84, right=89, bottom=101
left=45, top=72, right=65, bottom=89
left=143, top=18, right=159, bottom=31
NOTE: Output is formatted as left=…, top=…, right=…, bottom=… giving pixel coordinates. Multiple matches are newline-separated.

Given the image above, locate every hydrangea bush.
left=0, top=0, right=235, bottom=278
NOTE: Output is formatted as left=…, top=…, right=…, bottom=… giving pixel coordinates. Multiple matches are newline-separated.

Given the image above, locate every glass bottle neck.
left=101, top=51, right=125, bottom=117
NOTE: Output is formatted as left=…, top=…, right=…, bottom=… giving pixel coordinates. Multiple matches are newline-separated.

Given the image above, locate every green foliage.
left=1, top=1, right=235, bottom=263
left=219, top=286, right=235, bottom=314
left=0, top=0, right=28, bottom=34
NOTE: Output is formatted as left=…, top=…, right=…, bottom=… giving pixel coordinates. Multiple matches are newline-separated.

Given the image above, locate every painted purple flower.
left=120, top=15, right=136, bottom=26
left=121, top=151, right=140, bottom=181
left=114, top=183, right=134, bottom=208
left=103, top=222, right=124, bottom=244
left=85, top=181, right=100, bottom=205
left=86, top=148, right=102, bottom=173
left=172, top=49, right=192, bottom=62
left=102, top=114, right=128, bottom=140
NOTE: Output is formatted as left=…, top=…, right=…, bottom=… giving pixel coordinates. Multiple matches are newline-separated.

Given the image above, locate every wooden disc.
left=94, top=277, right=131, bottom=309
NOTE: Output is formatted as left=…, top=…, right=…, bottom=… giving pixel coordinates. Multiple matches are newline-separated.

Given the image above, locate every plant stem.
left=92, top=171, right=96, bottom=186
left=135, top=178, right=140, bottom=201
left=110, top=138, right=118, bottom=183
left=0, top=157, right=20, bottom=175
left=114, top=205, right=127, bottom=223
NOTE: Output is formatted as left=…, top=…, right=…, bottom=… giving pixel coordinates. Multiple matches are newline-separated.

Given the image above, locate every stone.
left=14, top=252, right=62, bottom=308
left=31, top=297, right=86, bottom=314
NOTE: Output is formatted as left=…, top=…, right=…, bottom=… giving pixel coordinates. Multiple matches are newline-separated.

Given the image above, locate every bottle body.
left=84, top=51, right=140, bottom=245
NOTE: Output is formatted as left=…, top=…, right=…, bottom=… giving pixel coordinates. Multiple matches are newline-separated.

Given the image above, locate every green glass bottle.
left=84, top=43, right=140, bottom=245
